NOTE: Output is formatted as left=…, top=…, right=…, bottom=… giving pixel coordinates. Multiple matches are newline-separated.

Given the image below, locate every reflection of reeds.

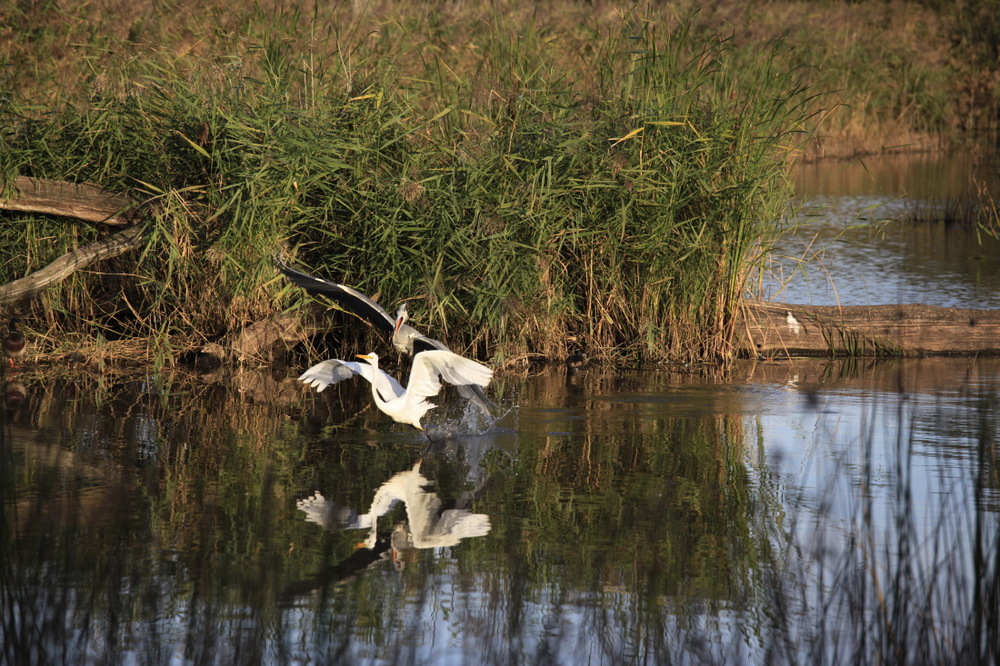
left=764, top=392, right=1000, bottom=664
left=901, top=196, right=982, bottom=226
left=0, top=366, right=424, bottom=664
left=901, top=167, right=1000, bottom=237
left=3, top=361, right=997, bottom=662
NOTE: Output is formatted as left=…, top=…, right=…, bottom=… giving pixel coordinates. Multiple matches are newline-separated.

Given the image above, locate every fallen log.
left=0, top=176, right=146, bottom=303
left=0, top=225, right=147, bottom=303
left=738, top=300, right=1000, bottom=357
left=0, top=176, right=137, bottom=225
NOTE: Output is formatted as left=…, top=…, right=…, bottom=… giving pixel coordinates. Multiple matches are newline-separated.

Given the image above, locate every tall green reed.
left=0, top=8, right=812, bottom=365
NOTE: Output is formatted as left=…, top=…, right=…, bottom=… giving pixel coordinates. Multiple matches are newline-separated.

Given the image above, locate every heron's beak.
left=393, top=317, right=403, bottom=334
left=356, top=354, right=370, bottom=361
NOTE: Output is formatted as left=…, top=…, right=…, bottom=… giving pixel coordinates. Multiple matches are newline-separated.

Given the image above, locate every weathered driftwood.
left=0, top=176, right=137, bottom=225
left=0, top=176, right=146, bottom=303
left=230, top=315, right=308, bottom=362
left=0, top=225, right=146, bottom=303
left=738, top=300, right=1000, bottom=357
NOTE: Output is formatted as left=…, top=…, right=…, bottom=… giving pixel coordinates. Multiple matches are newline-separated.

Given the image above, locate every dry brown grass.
left=2, top=0, right=992, bottom=158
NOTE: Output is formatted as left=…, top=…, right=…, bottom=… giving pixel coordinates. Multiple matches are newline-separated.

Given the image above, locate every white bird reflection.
left=297, top=460, right=491, bottom=559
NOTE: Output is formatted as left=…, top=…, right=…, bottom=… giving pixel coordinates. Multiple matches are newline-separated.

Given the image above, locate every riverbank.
left=1, top=8, right=807, bottom=366
left=1, top=1, right=997, bottom=367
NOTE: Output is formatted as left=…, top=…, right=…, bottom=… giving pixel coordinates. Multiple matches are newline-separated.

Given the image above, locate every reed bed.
left=3, top=1, right=995, bottom=159
left=0, top=6, right=813, bottom=365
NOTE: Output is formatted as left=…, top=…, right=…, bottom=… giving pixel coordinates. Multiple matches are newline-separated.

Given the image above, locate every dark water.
left=2, top=357, right=998, bottom=665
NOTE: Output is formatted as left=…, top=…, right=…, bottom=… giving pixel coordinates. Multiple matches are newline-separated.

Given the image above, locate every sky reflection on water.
left=2, top=356, right=996, bottom=664
left=767, top=152, right=1000, bottom=309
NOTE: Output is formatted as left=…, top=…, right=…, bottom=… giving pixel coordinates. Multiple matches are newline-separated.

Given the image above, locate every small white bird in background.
left=298, top=349, right=493, bottom=431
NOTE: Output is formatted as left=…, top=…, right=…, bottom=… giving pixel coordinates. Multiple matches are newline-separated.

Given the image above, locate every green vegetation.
left=0, top=4, right=813, bottom=365
left=3, top=1, right=994, bottom=157
left=0, top=1, right=995, bottom=366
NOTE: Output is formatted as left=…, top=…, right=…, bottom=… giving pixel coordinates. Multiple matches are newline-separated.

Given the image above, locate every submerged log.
left=230, top=315, right=308, bottom=362
left=738, top=300, right=1000, bottom=357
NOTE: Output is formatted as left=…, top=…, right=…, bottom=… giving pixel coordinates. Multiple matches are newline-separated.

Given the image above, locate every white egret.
left=298, top=349, right=493, bottom=431
left=277, top=257, right=496, bottom=415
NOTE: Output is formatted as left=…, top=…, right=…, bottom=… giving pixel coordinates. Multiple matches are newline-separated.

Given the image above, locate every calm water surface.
left=2, top=357, right=997, bottom=665
left=766, top=151, right=1000, bottom=308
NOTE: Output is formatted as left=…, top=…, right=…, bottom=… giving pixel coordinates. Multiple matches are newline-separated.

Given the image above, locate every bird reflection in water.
left=297, top=460, right=491, bottom=570
left=4, top=381, right=26, bottom=410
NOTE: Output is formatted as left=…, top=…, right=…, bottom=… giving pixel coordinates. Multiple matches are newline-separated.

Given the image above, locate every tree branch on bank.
left=0, top=176, right=137, bottom=225
left=0, top=225, right=147, bottom=303
left=0, top=176, right=146, bottom=303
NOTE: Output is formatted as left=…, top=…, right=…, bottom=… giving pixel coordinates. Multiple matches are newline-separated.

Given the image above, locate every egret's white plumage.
left=277, top=257, right=496, bottom=415
left=298, top=349, right=493, bottom=430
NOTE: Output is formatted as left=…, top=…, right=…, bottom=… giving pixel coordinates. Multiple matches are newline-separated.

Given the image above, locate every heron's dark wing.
left=277, top=258, right=395, bottom=339
left=455, top=383, right=498, bottom=413
left=410, top=335, right=450, bottom=355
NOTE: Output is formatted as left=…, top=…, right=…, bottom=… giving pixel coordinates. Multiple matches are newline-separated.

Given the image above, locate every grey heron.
left=277, top=257, right=496, bottom=415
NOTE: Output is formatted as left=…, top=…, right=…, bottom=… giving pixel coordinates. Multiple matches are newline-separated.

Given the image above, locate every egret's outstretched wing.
left=409, top=336, right=449, bottom=354
left=277, top=258, right=395, bottom=339
left=405, top=350, right=493, bottom=401
left=279, top=257, right=497, bottom=417
left=393, top=311, right=496, bottom=412
left=298, top=359, right=405, bottom=400
left=398, top=330, right=496, bottom=412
